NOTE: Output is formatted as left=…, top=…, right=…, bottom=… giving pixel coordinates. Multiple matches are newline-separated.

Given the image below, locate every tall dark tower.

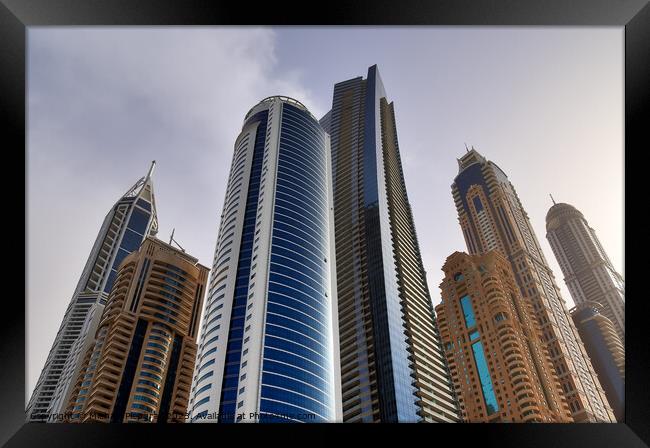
left=451, top=148, right=615, bottom=422
left=571, top=301, right=625, bottom=421
left=321, top=65, right=459, bottom=423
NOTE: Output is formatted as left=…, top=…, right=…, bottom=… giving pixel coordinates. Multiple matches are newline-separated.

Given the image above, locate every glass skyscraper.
left=27, top=162, right=159, bottom=422
left=320, top=65, right=459, bottom=422
left=188, top=96, right=340, bottom=423
left=451, top=148, right=615, bottom=422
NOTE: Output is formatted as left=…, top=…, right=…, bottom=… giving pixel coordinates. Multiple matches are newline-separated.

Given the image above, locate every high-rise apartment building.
left=28, top=163, right=159, bottom=422
left=64, top=237, right=208, bottom=422
left=436, top=251, right=572, bottom=422
left=571, top=302, right=625, bottom=421
left=320, top=65, right=459, bottom=422
left=188, top=96, right=340, bottom=423
left=545, top=202, right=625, bottom=343
left=451, top=148, right=615, bottom=422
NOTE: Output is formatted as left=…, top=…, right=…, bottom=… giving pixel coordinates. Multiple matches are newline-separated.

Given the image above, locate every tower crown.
left=244, top=95, right=310, bottom=120
left=456, top=147, right=486, bottom=173
left=545, top=202, right=584, bottom=228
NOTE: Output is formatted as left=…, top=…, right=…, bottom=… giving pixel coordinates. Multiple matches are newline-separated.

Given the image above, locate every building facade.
left=545, top=202, right=625, bottom=343
left=188, top=96, right=341, bottom=423
left=28, top=163, right=159, bottom=422
left=320, top=65, right=459, bottom=422
left=64, top=237, right=208, bottom=423
left=571, top=301, right=625, bottom=421
left=436, top=251, right=572, bottom=422
left=451, top=148, right=615, bottom=422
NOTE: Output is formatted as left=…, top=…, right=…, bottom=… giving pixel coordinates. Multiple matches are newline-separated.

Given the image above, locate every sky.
left=27, top=27, right=624, bottom=397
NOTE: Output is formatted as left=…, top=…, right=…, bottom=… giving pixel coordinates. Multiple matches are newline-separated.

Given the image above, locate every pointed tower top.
left=146, top=160, right=156, bottom=180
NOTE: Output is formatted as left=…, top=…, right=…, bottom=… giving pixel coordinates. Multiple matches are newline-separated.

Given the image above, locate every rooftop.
left=244, top=95, right=310, bottom=121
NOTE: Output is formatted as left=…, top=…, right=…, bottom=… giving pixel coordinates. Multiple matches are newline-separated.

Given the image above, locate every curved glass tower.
left=188, top=96, right=340, bottom=423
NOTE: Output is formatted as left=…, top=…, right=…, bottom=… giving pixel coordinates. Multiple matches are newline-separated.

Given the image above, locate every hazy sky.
left=27, top=27, right=624, bottom=396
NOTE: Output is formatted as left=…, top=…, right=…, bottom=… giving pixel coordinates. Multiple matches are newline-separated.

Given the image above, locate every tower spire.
left=146, top=160, right=156, bottom=180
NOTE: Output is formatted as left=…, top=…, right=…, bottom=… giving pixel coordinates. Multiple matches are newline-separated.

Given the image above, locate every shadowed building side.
left=571, top=301, right=625, bottom=422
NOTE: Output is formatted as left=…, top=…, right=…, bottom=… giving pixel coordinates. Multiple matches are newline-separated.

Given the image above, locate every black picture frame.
left=2, top=1, right=647, bottom=446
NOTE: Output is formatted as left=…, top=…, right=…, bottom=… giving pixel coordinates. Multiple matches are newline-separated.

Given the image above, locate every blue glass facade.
left=361, top=65, right=417, bottom=423
left=218, top=110, right=268, bottom=422
left=104, top=201, right=154, bottom=293
left=260, top=103, right=333, bottom=422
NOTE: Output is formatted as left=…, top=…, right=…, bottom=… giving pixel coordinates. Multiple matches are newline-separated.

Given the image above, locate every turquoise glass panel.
left=471, top=341, right=499, bottom=415
left=460, top=295, right=476, bottom=328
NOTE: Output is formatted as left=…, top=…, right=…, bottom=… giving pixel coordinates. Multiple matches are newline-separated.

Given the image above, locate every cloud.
left=26, top=27, right=320, bottom=394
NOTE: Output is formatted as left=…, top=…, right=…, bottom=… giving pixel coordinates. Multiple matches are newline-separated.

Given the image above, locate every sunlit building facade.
left=320, top=65, right=459, bottom=422
left=436, top=251, right=572, bottom=422
left=188, top=96, right=341, bottom=423
left=65, top=237, right=208, bottom=422
left=451, top=148, right=615, bottom=422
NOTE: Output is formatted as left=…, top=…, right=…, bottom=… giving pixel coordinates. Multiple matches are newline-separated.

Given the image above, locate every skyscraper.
left=545, top=201, right=625, bottom=343
left=188, top=96, right=340, bottom=423
left=27, top=162, right=159, bottom=422
left=570, top=301, right=625, bottom=422
left=436, top=251, right=572, bottom=422
left=64, top=236, right=208, bottom=423
left=451, top=148, right=615, bottom=422
left=320, top=65, right=459, bottom=423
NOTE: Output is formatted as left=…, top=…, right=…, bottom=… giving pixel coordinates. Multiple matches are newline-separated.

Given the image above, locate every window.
left=194, top=396, right=210, bottom=408
left=460, top=295, right=476, bottom=328
left=471, top=341, right=499, bottom=416
left=472, top=196, right=484, bottom=212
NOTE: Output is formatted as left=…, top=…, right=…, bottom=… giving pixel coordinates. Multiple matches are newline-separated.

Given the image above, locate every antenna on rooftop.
left=169, top=228, right=186, bottom=253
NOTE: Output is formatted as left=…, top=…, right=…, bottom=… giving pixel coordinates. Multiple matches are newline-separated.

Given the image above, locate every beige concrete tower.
left=451, top=148, right=615, bottom=422
left=436, top=251, right=573, bottom=422
left=65, top=237, right=208, bottom=423
left=546, top=202, right=625, bottom=343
